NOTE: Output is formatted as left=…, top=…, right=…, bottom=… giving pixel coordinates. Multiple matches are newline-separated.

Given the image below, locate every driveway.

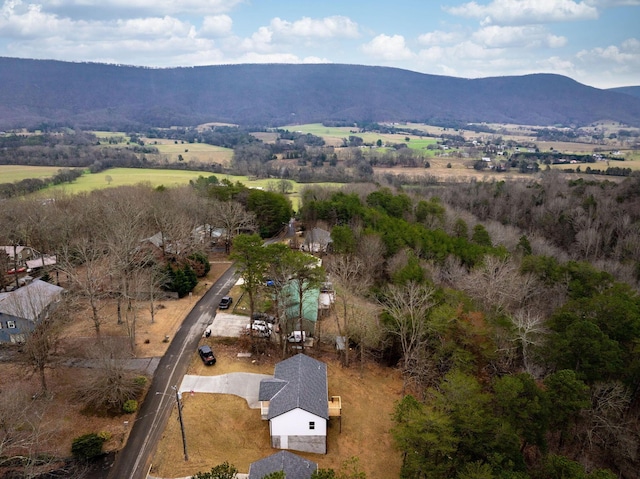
left=179, top=372, right=272, bottom=408
left=204, top=312, right=249, bottom=338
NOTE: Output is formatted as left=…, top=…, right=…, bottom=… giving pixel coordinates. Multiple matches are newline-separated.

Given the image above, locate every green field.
left=285, top=123, right=437, bottom=151
left=149, top=141, right=234, bottom=164
left=0, top=165, right=64, bottom=182
left=37, top=167, right=344, bottom=212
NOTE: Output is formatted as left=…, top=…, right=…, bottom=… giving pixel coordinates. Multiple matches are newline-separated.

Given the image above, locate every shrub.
left=133, top=376, right=147, bottom=387
left=122, top=399, right=138, bottom=413
left=71, top=433, right=106, bottom=461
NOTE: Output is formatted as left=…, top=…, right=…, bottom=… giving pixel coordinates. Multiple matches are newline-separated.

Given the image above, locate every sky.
left=0, top=0, right=639, bottom=89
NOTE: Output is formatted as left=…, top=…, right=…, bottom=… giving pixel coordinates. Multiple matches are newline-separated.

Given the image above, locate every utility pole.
left=173, top=386, right=188, bottom=461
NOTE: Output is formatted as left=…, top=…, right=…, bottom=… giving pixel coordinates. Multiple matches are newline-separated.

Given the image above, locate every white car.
left=287, top=331, right=306, bottom=343
left=246, top=320, right=272, bottom=338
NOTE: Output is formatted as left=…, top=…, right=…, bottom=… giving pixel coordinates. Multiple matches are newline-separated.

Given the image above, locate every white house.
left=259, top=354, right=329, bottom=454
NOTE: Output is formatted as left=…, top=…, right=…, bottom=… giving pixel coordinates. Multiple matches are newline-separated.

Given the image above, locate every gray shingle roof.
left=0, top=279, right=63, bottom=320
left=248, top=451, right=317, bottom=479
left=261, top=353, right=328, bottom=420
left=258, top=378, right=288, bottom=401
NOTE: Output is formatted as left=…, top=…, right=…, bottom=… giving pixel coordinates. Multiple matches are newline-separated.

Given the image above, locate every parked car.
left=252, top=312, right=276, bottom=323
left=198, top=345, right=216, bottom=365
left=218, top=296, right=233, bottom=309
left=287, top=331, right=306, bottom=343
left=246, top=320, right=272, bottom=338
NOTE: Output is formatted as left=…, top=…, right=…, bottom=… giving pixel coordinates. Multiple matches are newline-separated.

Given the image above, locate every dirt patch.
left=151, top=341, right=403, bottom=479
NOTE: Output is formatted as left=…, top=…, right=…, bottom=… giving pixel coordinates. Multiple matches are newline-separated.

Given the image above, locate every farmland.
left=0, top=165, right=64, bottom=182
left=284, top=123, right=438, bottom=150
left=28, top=167, right=342, bottom=211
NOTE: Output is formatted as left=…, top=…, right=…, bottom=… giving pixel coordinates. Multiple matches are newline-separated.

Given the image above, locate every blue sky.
left=0, top=0, right=638, bottom=88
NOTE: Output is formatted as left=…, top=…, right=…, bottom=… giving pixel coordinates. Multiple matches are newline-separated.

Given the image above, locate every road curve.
left=108, top=265, right=238, bottom=479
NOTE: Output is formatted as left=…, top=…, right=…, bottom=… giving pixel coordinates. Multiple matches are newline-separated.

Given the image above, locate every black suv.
left=198, top=345, right=216, bottom=365
left=218, top=296, right=233, bottom=310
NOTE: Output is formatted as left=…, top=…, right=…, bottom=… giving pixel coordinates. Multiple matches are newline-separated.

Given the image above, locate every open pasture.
left=38, top=168, right=343, bottom=212
left=145, top=138, right=233, bottom=164
left=0, top=165, right=64, bottom=183
left=285, top=123, right=438, bottom=150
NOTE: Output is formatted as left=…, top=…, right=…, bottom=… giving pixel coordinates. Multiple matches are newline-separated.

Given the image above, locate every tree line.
left=294, top=182, right=640, bottom=478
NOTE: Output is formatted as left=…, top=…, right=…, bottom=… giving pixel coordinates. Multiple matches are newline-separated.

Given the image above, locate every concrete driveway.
left=179, top=372, right=272, bottom=408
left=204, top=312, right=249, bottom=338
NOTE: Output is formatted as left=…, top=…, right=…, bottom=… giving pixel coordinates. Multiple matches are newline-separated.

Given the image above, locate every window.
left=309, top=421, right=315, bottom=430
left=7, top=321, right=16, bottom=329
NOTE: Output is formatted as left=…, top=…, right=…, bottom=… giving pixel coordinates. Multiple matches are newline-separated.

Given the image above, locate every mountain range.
left=1, top=57, right=639, bottom=130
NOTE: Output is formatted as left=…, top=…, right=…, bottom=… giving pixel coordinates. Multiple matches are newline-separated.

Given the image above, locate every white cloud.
left=576, top=37, right=640, bottom=65
left=0, top=1, right=75, bottom=37
left=269, top=15, right=359, bottom=39
left=361, top=34, right=414, bottom=60
left=200, top=15, right=232, bottom=37
left=40, top=0, right=244, bottom=15
left=446, top=0, right=599, bottom=25
left=472, top=25, right=567, bottom=48
left=116, top=16, right=193, bottom=38
left=417, top=30, right=461, bottom=46
left=584, top=0, right=640, bottom=6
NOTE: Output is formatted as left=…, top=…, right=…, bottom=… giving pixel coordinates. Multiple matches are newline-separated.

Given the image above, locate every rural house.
left=1, top=245, right=36, bottom=266
left=0, top=279, right=64, bottom=343
left=248, top=451, right=317, bottom=479
left=300, top=227, right=332, bottom=254
left=259, top=353, right=330, bottom=454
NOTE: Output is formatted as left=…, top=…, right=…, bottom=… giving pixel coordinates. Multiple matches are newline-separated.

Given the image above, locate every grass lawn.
left=0, top=165, right=64, bottom=182
left=151, top=342, right=403, bottom=479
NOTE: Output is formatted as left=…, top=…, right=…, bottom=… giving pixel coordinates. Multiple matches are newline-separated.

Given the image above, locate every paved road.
left=107, top=265, right=238, bottom=479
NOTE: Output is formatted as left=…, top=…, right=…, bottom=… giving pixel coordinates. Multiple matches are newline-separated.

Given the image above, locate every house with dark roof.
left=301, top=227, right=332, bottom=254
left=248, top=451, right=317, bottom=479
left=259, top=353, right=329, bottom=454
left=0, top=279, right=64, bottom=343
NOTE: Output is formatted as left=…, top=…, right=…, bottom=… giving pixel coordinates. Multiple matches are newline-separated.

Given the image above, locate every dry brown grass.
left=151, top=340, right=404, bottom=479
left=0, top=256, right=233, bottom=462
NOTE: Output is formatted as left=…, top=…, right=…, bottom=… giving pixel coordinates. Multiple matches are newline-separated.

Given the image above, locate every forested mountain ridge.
left=609, top=86, right=640, bottom=99
left=1, top=57, right=640, bottom=129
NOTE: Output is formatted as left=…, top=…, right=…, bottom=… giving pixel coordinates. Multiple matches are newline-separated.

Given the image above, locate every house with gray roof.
left=0, top=279, right=64, bottom=343
left=259, top=353, right=329, bottom=454
left=248, top=451, right=317, bottom=479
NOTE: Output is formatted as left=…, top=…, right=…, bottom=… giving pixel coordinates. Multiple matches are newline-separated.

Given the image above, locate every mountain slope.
left=1, top=58, right=640, bottom=129
left=609, top=86, right=640, bottom=100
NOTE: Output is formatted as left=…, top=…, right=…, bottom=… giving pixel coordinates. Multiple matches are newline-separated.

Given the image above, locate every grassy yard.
left=151, top=342, right=404, bottom=479
left=0, top=165, right=64, bottom=182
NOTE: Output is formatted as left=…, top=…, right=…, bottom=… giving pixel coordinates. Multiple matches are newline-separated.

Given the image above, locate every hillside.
left=1, top=57, right=640, bottom=129
left=609, top=86, right=640, bottom=99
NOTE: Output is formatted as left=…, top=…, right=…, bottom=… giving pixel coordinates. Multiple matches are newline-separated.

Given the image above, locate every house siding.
left=0, top=313, right=32, bottom=343
left=270, top=408, right=327, bottom=454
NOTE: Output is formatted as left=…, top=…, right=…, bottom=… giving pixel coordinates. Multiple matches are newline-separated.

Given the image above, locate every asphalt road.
left=107, top=264, right=238, bottom=479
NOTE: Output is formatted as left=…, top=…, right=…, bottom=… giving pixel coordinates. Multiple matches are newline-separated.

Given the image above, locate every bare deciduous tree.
left=509, top=308, right=548, bottom=376
left=210, top=200, right=257, bottom=253
left=381, top=281, right=436, bottom=393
